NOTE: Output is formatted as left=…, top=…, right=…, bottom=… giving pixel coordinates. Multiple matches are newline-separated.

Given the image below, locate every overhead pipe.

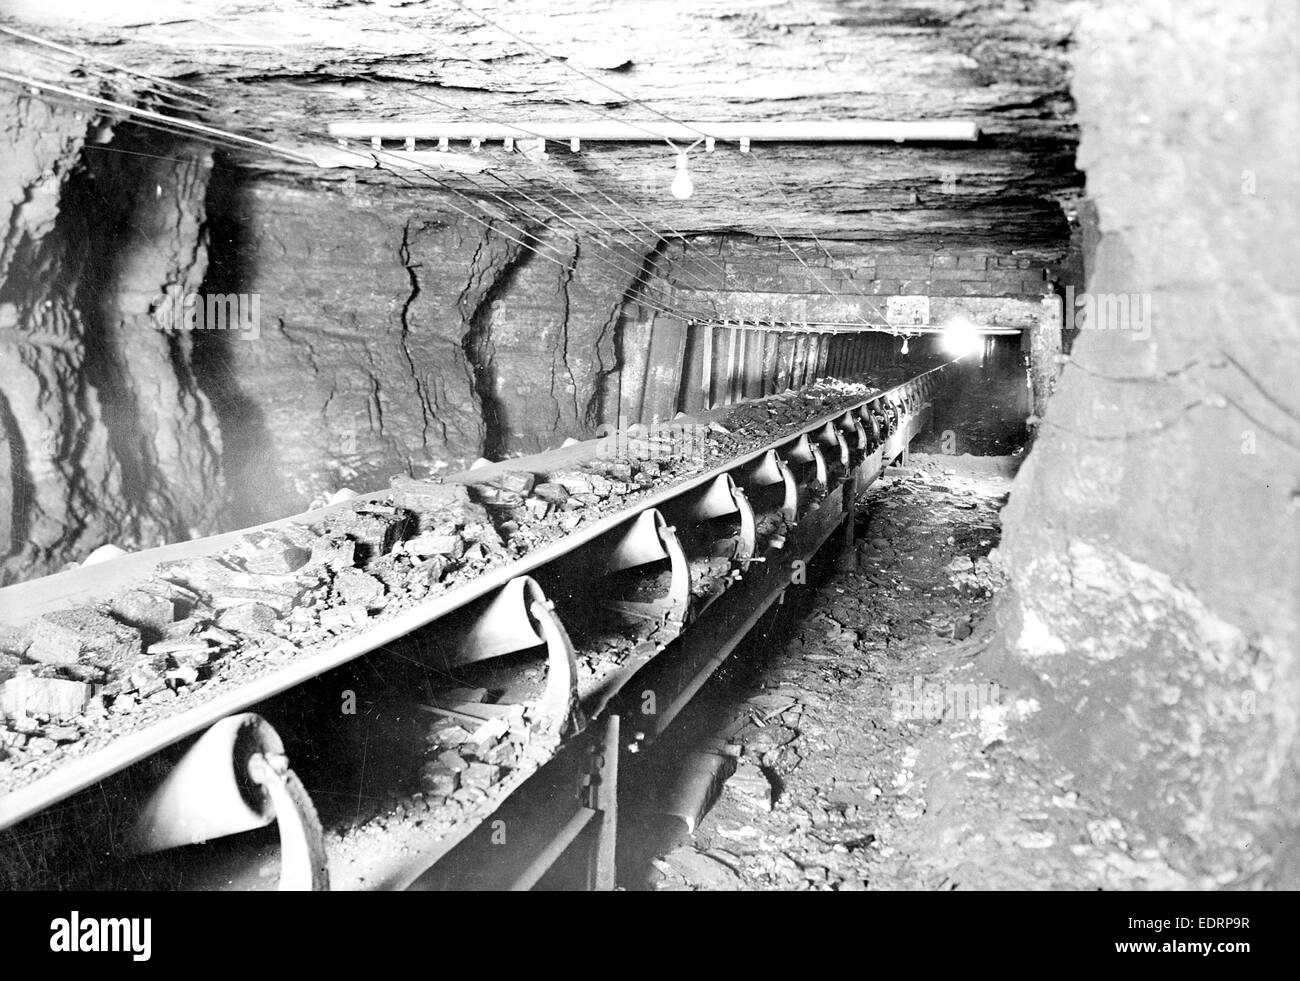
left=327, top=120, right=980, bottom=144
left=689, top=321, right=1025, bottom=336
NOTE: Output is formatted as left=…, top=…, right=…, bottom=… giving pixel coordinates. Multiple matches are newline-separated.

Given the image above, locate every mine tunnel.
left=0, top=0, right=1297, bottom=912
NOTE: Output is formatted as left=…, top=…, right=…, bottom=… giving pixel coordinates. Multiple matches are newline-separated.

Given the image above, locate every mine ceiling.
left=1, top=0, right=1083, bottom=255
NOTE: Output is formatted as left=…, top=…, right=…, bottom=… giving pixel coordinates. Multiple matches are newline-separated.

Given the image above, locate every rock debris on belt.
left=0, top=371, right=920, bottom=801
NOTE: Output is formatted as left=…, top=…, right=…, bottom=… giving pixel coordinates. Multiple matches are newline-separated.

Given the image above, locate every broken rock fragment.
left=216, top=602, right=279, bottom=635
left=405, top=532, right=464, bottom=560
left=548, top=470, right=590, bottom=495
left=198, top=625, right=237, bottom=647
left=166, top=664, right=200, bottom=688
left=126, top=654, right=170, bottom=698
left=210, top=585, right=298, bottom=617
left=470, top=485, right=524, bottom=508
left=548, top=469, right=614, bottom=498
left=420, top=762, right=460, bottom=797
left=161, top=615, right=211, bottom=641
left=390, top=476, right=472, bottom=513
left=333, top=568, right=386, bottom=609
left=319, top=606, right=369, bottom=633
left=436, top=749, right=469, bottom=772
left=532, top=482, right=570, bottom=505
left=337, top=503, right=414, bottom=563
left=0, top=652, right=21, bottom=685
left=111, top=589, right=180, bottom=634
left=411, top=556, right=448, bottom=588
left=946, top=555, right=975, bottom=574
left=481, top=470, right=536, bottom=496
left=0, top=675, right=96, bottom=721
left=462, top=761, right=500, bottom=791
left=242, top=541, right=312, bottom=575
left=156, top=555, right=241, bottom=592
left=310, top=534, right=356, bottom=571
left=25, top=609, right=141, bottom=666
left=147, top=638, right=213, bottom=668
left=728, top=761, right=775, bottom=811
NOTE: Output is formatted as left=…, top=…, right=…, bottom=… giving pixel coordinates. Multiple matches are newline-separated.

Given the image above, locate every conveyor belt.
left=0, top=361, right=952, bottom=889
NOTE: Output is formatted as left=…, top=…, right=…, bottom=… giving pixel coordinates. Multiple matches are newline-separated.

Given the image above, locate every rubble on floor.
left=643, top=453, right=1189, bottom=891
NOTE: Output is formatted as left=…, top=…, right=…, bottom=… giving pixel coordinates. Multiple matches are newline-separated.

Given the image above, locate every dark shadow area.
left=616, top=544, right=841, bottom=889
left=193, top=157, right=281, bottom=528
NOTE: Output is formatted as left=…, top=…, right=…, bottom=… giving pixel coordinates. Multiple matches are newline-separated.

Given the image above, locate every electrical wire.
left=329, top=134, right=705, bottom=322
left=351, top=11, right=736, bottom=280
left=433, top=0, right=894, bottom=330
left=1035, top=398, right=1209, bottom=441
left=749, top=150, right=891, bottom=326
left=185, top=13, right=733, bottom=300
left=0, top=38, right=698, bottom=323
left=328, top=134, right=710, bottom=323
left=1, top=75, right=277, bottom=161
left=430, top=2, right=894, bottom=333
left=1058, top=353, right=1300, bottom=449
left=0, top=70, right=314, bottom=163
left=1059, top=355, right=1204, bottom=384
left=0, top=23, right=217, bottom=103
left=443, top=0, right=714, bottom=143
left=1217, top=348, right=1300, bottom=424
left=0, top=60, right=705, bottom=325
left=213, top=0, right=765, bottom=303
left=0, top=26, right=218, bottom=116
left=11, top=18, right=923, bottom=346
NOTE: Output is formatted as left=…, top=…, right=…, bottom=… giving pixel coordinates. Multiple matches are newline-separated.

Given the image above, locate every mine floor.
left=623, top=362, right=1191, bottom=891
left=624, top=453, right=1191, bottom=891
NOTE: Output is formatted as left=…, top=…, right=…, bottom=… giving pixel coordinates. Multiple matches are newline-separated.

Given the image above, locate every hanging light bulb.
left=670, top=152, right=694, bottom=200
left=900, top=335, right=910, bottom=355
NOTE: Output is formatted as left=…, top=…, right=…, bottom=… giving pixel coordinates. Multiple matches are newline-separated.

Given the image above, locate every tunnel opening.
left=0, top=0, right=1296, bottom=910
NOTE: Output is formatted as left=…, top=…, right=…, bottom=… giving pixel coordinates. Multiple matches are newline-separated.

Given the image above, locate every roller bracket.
left=665, top=473, right=757, bottom=566
left=437, top=576, right=583, bottom=737
left=602, top=509, right=691, bottom=632
left=128, top=713, right=329, bottom=891
left=739, top=449, right=798, bottom=522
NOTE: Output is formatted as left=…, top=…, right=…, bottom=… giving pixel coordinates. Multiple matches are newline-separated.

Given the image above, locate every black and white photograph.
left=0, top=0, right=1294, bottom=953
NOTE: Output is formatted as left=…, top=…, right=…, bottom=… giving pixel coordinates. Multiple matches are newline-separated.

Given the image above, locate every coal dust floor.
left=622, top=452, right=1187, bottom=891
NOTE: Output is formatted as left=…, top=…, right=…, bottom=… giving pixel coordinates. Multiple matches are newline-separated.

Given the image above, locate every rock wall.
left=0, top=91, right=91, bottom=584
left=199, top=173, right=659, bottom=523
left=988, top=0, right=1300, bottom=885
left=4, top=132, right=1063, bottom=584
left=467, top=228, right=653, bottom=457
left=0, top=99, right=219, bottom=586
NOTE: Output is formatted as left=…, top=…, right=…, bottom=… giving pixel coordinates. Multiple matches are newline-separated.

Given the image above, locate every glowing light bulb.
left=900, top=336, right=910, bottom=354
left=670, top=152, right=694, bottom=200
left=940, top=313, right=983, bottom=358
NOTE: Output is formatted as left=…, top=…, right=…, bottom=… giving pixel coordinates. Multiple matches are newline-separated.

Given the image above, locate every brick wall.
left=665, top=235, right=1050, bottom=303
left=606, top=235, right=1060, bottom=428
